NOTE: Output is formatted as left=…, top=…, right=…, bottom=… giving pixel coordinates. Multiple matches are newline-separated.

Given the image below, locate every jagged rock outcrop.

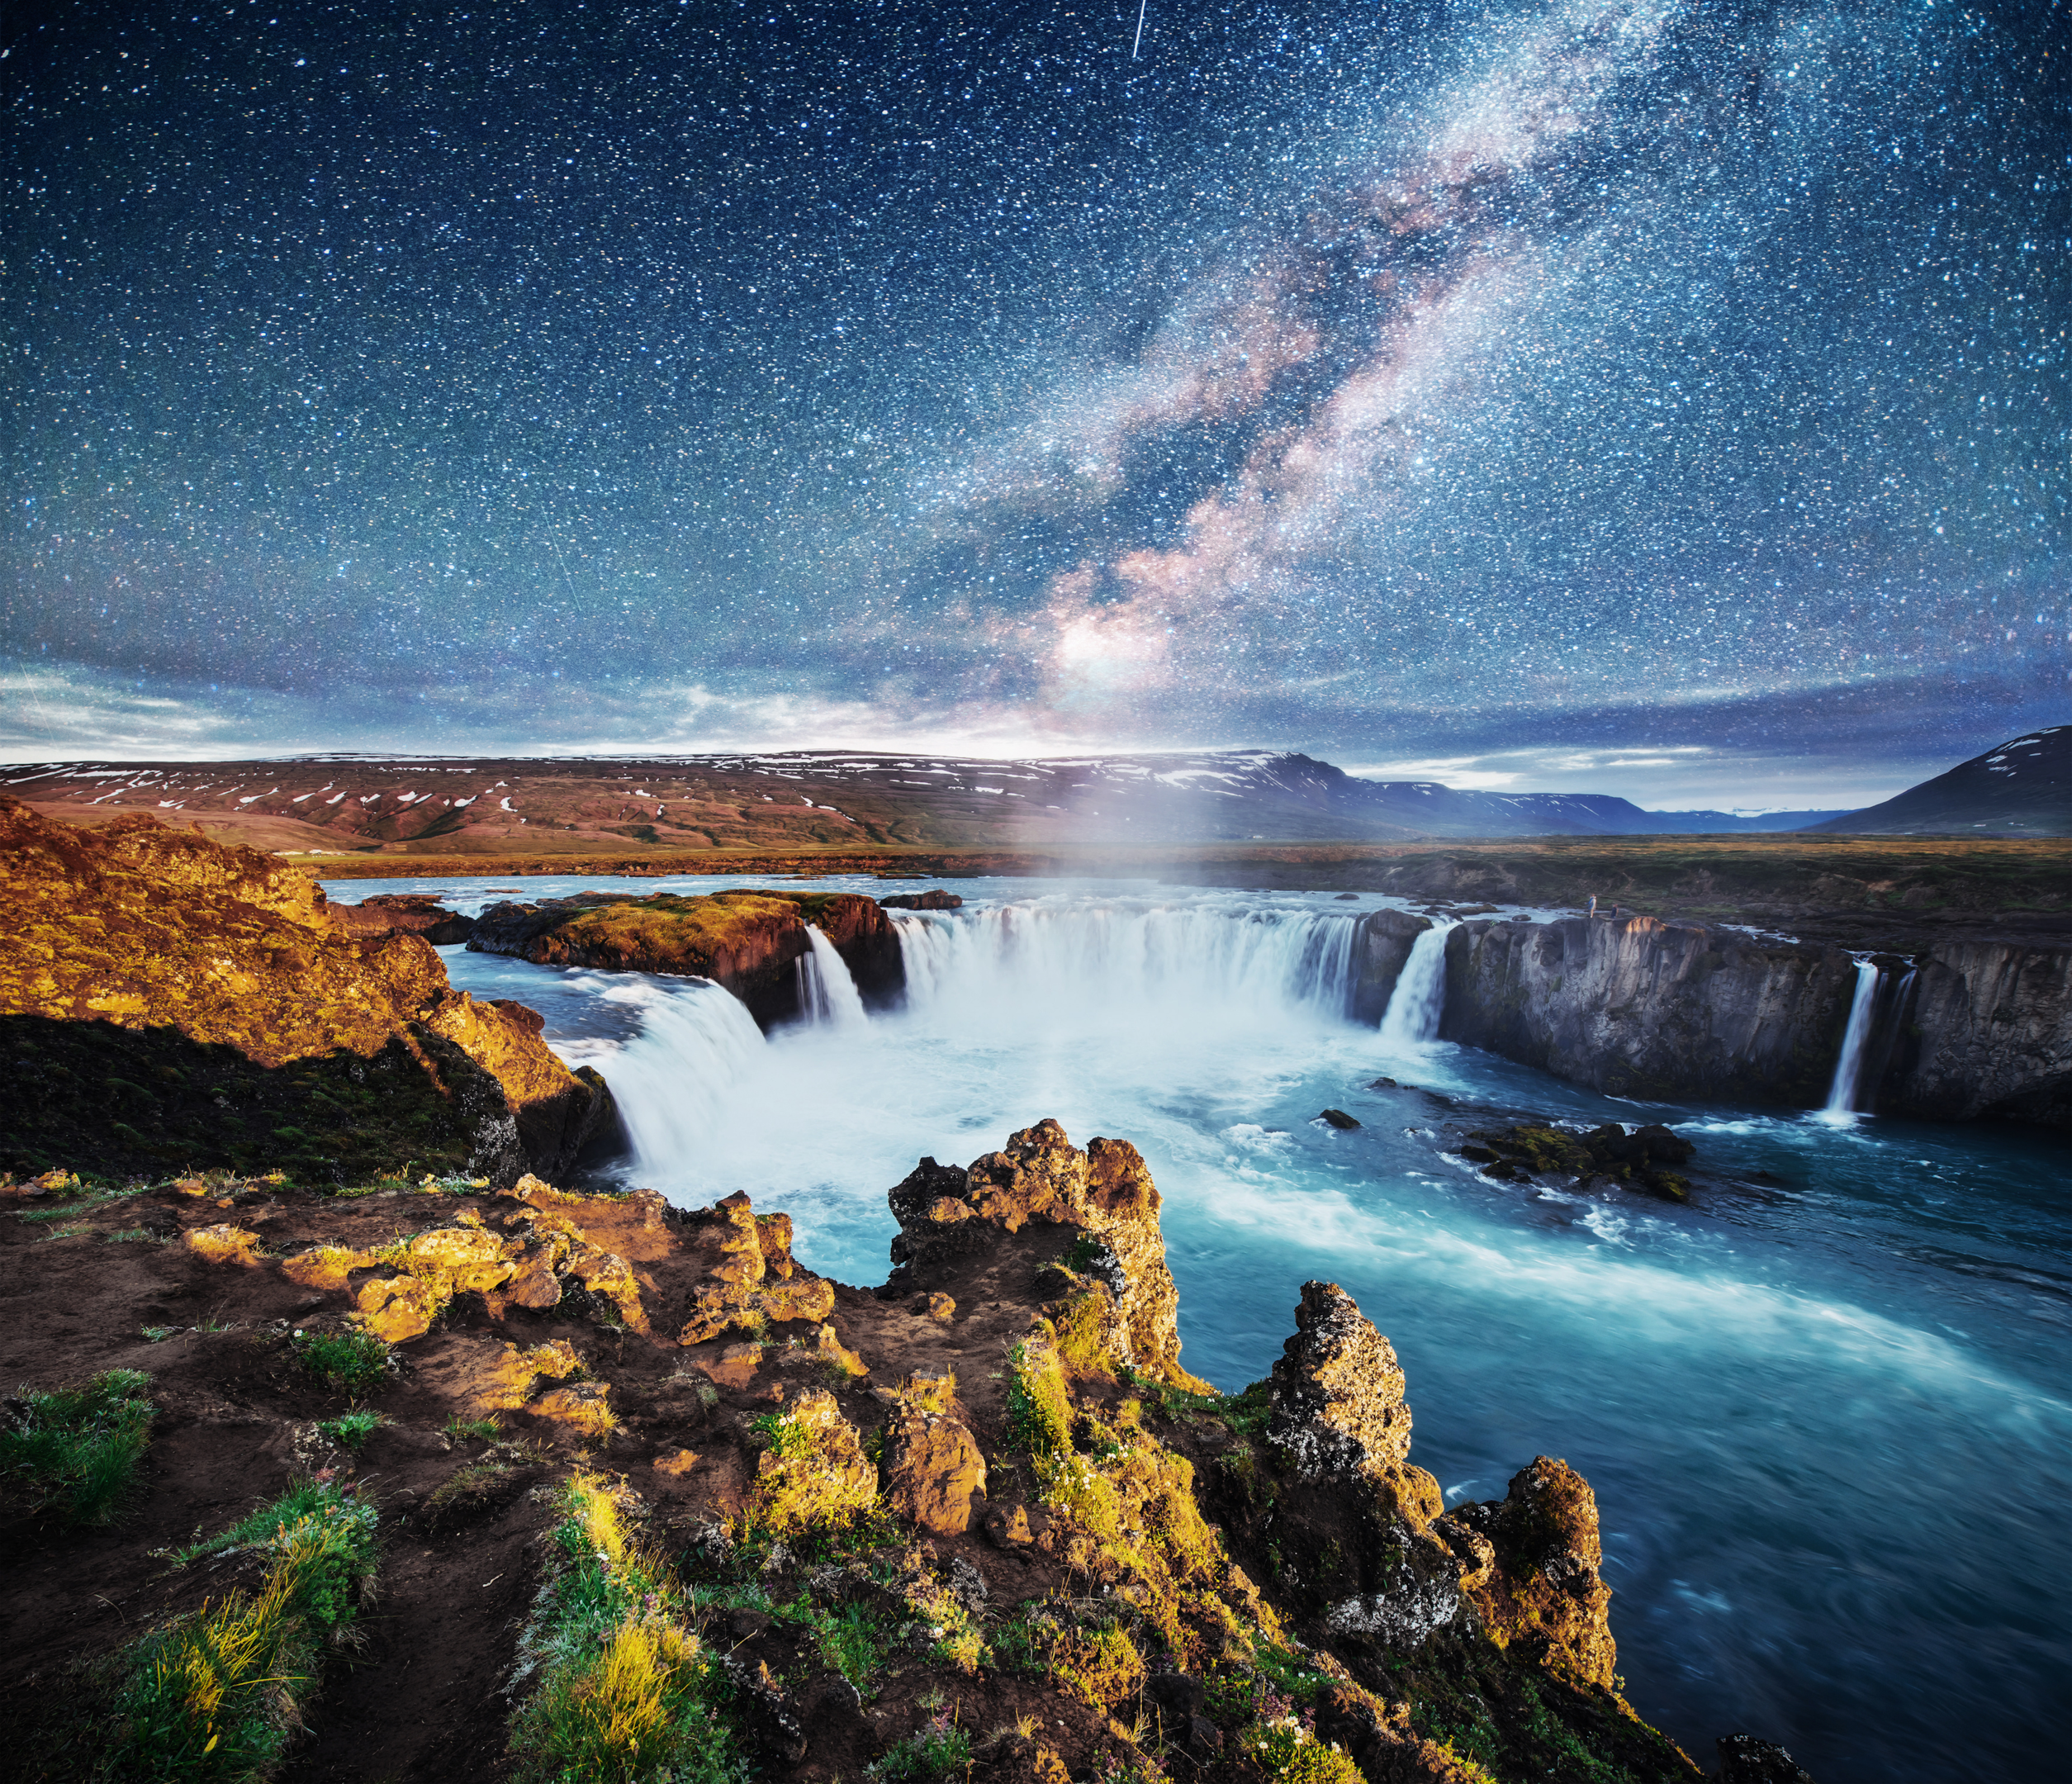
left=882, top=1370, right=987, bottom=1535
left=1439, top=1457, right=1617, bottom=1689
left=1350, top=907, right=1436, bottom=1022
left=1248, top=1281, right=1625, bottom=1704
left=1259, top=1281, right=1459, bottom=1647
left=883, top=1117, right=1199, bottom=1386
left=5, top=1121, right=1780, bottom=1784
left=1434, top=909, right=2071, bottom=1127
left=1439, top=914, right=1860, bottom=1107
left=467, top=887, right=903, bottom=1025
left=0, top=796, right=611, bottom=1183
left=676, top=1189, right=837, bottom=1343
left=1268, top=1282, right=1416, bottom=1485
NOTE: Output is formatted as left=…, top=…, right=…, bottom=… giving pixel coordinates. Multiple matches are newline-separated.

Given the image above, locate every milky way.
left=3, top=1, right=2065, bottom=802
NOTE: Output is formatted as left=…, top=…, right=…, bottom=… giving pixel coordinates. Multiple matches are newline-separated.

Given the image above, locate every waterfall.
left=889, top=898, right=1363, bottom=1021
left=1377, top=923, right=1456, bottom=1044
left=1821, top=958, right=1883, bottom=1118
left=593, top=979, right=768, bottom=1178
left=592, top=893, right=1367, bottom=1208
left=794, top=924, right=869, bottom=1029
left=888, top=910, right=958, bottom=1004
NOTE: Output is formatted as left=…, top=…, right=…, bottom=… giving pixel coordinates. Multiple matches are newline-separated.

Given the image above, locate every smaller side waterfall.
left=1378, top=923, right=1456, bottom=1044
left=1822, top=958, right=1883, bottom=1117
left=794, top=924, right=869, bottom=1028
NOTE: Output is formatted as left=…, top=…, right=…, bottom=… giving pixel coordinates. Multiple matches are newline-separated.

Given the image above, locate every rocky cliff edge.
left=0, top=795, right=613, bottom=1184
left=0, top=1119, right=1798, bottom=1784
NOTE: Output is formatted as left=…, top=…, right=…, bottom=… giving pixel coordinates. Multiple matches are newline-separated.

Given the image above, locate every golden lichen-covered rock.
left=281, top=1242, right=378, bottom=1292
left=532, top=1379, right=616, bottom=1440
left=354, top=1271, right=448, bottom=1344
left=461, top=1339, right=584, bottom=1415
left=652, top=1448, right=700, bottom=1477
left=1267, top=1280, right=1415, bottom=1487
left=814, top=1322, right=869, bottom=1379
left=2, top=1168, right=83, bottom=1198
left=403, top=1224, right=517, bottom=1293
left=883, top=1378, right=986, bottom=1535
left=486, top=1241, right=565, bottom=1315
left=185, top=1223, right=263, bottom=1267
left=0, top=795, right=611, bottom=1184
left=497, top=1179, right=652, bottom=1332
left=674, top=1189, right=836, bottom=1344
left=1441, top=1455, right=1619, bottom=1691
left=888, top=1118, right=1202, bottom=1387
left=755, top=1212, right=796, bottom=1279
left=743, top=1388, right=876, bottom=1537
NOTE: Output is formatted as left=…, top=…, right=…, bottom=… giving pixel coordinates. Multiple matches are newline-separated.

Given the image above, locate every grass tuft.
left=444, top=1413, right=501, bottom=1441
left=510, top=1471, right=749, bottom=1784
left=105, top=1478, right=379, bottom=1779
left=290, top=1328, right=391, bottom=1396
left=316, top=1411, right=386, bottom=1452
left=866, top=1710, right=972, bottom=1784
left=111, top=1570, right=314, bottom=1782
left=0, top=1367, right=154, bottom=1525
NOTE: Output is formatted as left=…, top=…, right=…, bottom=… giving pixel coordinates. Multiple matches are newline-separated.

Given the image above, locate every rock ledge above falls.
left=467, top=885, right=904, bottom=1026
left=0, top=794, right=612, bottom=1184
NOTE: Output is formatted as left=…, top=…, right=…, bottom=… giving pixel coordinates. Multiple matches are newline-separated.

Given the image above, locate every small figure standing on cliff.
left=1589, top=894, right=1598, bottom=918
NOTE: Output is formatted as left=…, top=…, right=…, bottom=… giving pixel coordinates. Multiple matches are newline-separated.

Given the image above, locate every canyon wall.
left=1353, top=907, right=2072, bottom=1128
left=1877, top=937, right=2072, bottom=1126
left=1436, top=915, right=1859, bottom=1108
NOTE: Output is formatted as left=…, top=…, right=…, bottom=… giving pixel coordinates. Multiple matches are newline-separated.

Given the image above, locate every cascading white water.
left=364, top=871, right=2072, bottom=1783
left=794, top=924, right=868, bottom=1029
left=890, top=898, right=1363, bottom=1020
left=579, top=978, right=767, bottom=1175
left=1377, top=923, right=1456, bottom=1044
left=1821, top=958, right=1882, bottom=1119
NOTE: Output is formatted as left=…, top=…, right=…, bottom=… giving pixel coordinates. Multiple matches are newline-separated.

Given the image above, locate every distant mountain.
left=1321, top=777, right=1850, bottom=837
left=1804, top=726, right=2070, bottom=836
left=7, top=748, right=1865, bottom=849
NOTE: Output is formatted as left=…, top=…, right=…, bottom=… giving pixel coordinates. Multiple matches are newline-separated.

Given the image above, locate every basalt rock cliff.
left=467, top=887, right=904, bottom=1027
left=0, top=796, right=612, bottom=1184
left=1349, top=906, right=2072, bottom=1127
left=1436, top=915, right=1861, bottom=1108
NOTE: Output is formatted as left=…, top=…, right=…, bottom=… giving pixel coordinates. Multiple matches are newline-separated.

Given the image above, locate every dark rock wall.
left=1426, top=913, right=2072, bottom=1127
left=1437, top=915, right=1857, bottom=1108
left=1876, top=938, right=2072, bottom=1125
left=1349, top=908, right=1434, bottom=1024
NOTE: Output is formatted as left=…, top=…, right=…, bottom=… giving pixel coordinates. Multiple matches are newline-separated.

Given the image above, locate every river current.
left=328, top=874, right=2070, bottom=1783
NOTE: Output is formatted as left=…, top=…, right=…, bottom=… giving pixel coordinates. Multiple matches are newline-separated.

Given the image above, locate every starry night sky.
left=4, top=0, right=2066, bottom=804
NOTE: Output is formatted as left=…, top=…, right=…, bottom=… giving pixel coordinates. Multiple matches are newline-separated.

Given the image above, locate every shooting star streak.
left=1131, top=0, right=1147, bottom=59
